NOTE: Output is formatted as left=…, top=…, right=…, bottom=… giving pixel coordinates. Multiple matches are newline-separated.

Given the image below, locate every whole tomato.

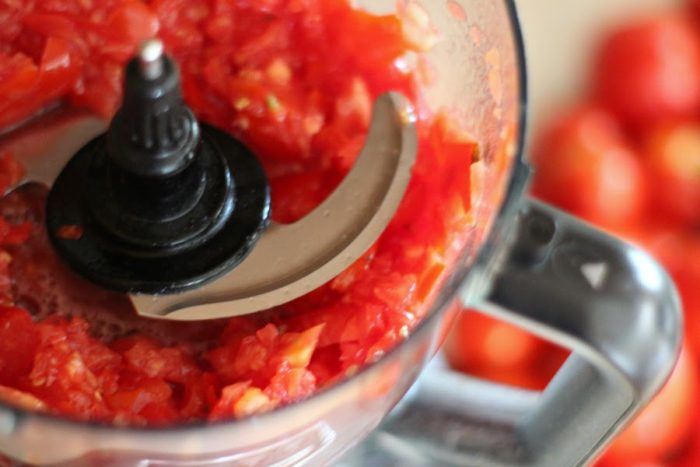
left=593, top=13, right=700, bottom=130
left=597, top=346, right=698, bottom=466
left=672, top=408, right=700, bottom=467
left=444, top=309, right=568, bottom=391
left=530, top=105, right=646, bottom=231
left=642, top=122, right=700, bottom=226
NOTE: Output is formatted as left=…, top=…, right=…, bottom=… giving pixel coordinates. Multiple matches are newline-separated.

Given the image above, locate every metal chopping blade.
left=0, top=93, right=417, bottom=321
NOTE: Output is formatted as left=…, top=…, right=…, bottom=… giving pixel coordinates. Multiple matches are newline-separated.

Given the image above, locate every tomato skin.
left=593, top=13, right=700, bottom=130
left=530, top=105, right=646, bottom=230
left=206, top=323, right=323, bottom=389
left=179, top=372, right=219, bottom=419
left=208, top=382, right=252, bottom=422
left=428, top=113, right=476, bottom=213
left=5, top=2, right=161, bottom=121
left=270, top=324, right=325, bottom=370
left=29, top=318, right=117, bottom=422
left=597, top=347, right=698, bottom=466
left=112, top=335, right=199, bottom=385
left=0, top=152, right=25, bottom=198
left=642, top=122, right=700, bottom=226
left=264, top=368, right=316, bottom=405
left=105, top=2, right=160, bottom=47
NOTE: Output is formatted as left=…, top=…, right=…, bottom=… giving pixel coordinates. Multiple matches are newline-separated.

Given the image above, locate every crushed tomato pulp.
left=0, top=0, right=483, bottom=425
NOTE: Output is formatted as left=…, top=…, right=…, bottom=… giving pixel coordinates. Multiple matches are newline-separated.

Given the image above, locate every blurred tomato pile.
left=446, top=1, right=700, bottom=465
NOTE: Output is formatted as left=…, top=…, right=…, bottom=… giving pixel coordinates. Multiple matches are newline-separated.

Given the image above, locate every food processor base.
left=338, top=356, right=539, bottom=467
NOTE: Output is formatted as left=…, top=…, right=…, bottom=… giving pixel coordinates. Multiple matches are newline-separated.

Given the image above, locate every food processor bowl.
left=0, top=1, right=681, bottom=466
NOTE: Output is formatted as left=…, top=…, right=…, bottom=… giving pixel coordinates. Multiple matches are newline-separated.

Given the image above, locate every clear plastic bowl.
left=0, top=1, right=522, bottom=465
left=0, top=1, right=682, bottom=466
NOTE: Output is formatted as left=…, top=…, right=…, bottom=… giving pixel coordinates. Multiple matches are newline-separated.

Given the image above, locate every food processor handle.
left=362, top=196, right=682, bottom=466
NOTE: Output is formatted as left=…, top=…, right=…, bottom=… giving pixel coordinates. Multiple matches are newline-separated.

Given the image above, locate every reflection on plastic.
left=73, top=422, right=336, bottom=467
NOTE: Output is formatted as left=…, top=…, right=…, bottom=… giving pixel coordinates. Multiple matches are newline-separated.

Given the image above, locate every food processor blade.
left=136, top=92, right=418, bottom=320
left=0, top=79, right=417, bottom=322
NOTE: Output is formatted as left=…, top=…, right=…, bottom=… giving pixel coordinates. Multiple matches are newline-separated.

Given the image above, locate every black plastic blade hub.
left=45, top=42, right=271, bottom=294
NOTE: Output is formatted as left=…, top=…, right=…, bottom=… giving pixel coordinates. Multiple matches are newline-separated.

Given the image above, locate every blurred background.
left=519, top=0, right=675, bottom=129
left=444, top=0, right=700, bottom=465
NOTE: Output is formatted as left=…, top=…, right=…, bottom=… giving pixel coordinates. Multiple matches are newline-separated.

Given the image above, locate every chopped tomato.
left=0, top=152, right=25, bottom=194
left=112, top=335, right=199, bottom=384
left=429, top=112, right=477, bottom=212
left=179, top=372, right=219, bottom=419
left=105, top=2, right=160, bottom=48
left=269, top=170, right=336, bottom=224
left=0, top=221, right=31, bottom=246
left=0, top=0, right=483, bottom=427
left=206, top=323, right=323, bottom=390
left=206, top=333, right=271, bottom=386
left=232, top=387, right=276, bottom=419
left=106, top=377, right=177, bottom=425
left=0, top=37, right=81, bottom=127
left=270, top=324, right=325, bottom=370
left=0, top=306, right=39, bottom=385
left=330, top=245, right=378, bottom=294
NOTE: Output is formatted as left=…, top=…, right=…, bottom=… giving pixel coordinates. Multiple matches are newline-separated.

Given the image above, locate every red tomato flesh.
left=0, top=0, right=484, bottom=425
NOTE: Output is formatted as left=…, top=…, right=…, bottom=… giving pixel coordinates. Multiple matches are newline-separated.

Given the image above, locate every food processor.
left=0, top=0, right=682, bottom=466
